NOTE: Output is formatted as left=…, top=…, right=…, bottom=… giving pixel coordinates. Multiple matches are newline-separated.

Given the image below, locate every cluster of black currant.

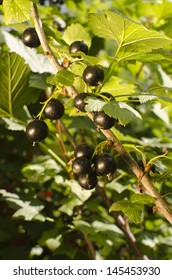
left=72, top=143, right=117, bottom=190
left=26, top=98, right=64, bottom=145
left=69, top=41, right=116, bottom=130
left=22, top=27, right=117, bottom=186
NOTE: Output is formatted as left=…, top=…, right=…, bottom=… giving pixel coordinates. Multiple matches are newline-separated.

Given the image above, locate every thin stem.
left=97, top=185, right=148, bottom=260
left=39, top=142, right=67, bottom=169
left=60, top=121, right=77, bottom=149
left=55, top=120, right=69, bottom=162
left=82, top=232, right=96, bottom=260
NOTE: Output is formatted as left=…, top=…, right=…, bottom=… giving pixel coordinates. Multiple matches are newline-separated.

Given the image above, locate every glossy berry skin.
left=83, top=65, right=104, bottom=86
left=74, top=143, right=94, bottom=159
left=72, top=157, right=91, bottom=175
left=69, top=41, right=88, bottom=56
left=100, top=92, right=114, bottom=100
left=73, top=93, right=89, bottom=112
left=94, top=153, right=117, bottom=176
left=93, top=111, right=115, bottom=130
left=39, top=0, right=44, bottom=4
left=78, top=172, right=97, bottom=190
left=22, top=28, right=40, bottom=48
left=26, top=119, right=48, bottom=143
left=44, top=98, right=64, bottom=120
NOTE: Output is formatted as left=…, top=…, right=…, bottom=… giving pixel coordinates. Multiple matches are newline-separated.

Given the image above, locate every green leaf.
left=85, top=97, right=106, bottom=112
left=109, top=200, right=144, bottom=224
left=80, top=53, right=101, bottom=65
left=0, top=189, right=45, bottom=222
left=72, top=220, right=95, bottom=235
left=101, top=76, right=136, bottom=96
left=3, top=0, right=31, bottom=24
left=130, top=194, right=155, bottom=205
left=103, top=101, right=142, bottom=125
left=0, top=53, right=38, bottom=118
left=47, top=69, right=75, bottom=86
left=85, top=98, right=142, bottom=125
left=2, top=117, right=26, bottom=131
left=22, top=156, right=62, bottom=184
left=89, top=10, right=172, bottom=58
left=29, top=73, right=51, bottom=90
left=63, top=23, right=91, bottom=47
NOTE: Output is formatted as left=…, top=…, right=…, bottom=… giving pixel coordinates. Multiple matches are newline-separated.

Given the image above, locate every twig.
left=31, top=3, right=172, bottom=224
left=97, top=185, right=148, bottom=260
left=55, top=120, right=68, bottom=160
left=60, top=121, right=77, bottom=148
left=82, top=232, right=96, bottom=260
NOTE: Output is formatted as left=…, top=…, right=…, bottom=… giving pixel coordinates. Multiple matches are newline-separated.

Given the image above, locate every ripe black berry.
left=78, top=172, right=97, bottom=190
left=93, top=111, right=115, bottom=130
left=100, top=92, right=114, bottom=100
left=0, top=0, right=3, bottom=5
left=72, top=157, right=91, bottom=175
left=73, top=93, right=89, bottom=112
left=44, top=98, right=64, bottom=120
left=83, top=65, right=104, bottom=86
left=22, top=27, right=40, bottom=48
left=94, top=153, right=117, bottom=176
left=26, top=119, right=48, bottom=144
left=69, top=41, right=88, bottom=56
left=51, top=0, right=64, bottom=4
left=74, top=143, right=94, bottom=159
left=39, top=0, right=45, bottom=4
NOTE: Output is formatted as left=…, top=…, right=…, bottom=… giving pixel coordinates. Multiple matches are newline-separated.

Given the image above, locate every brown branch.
left=60, top=121, right=77, bottom=149
left=97, top=185, right=148, bottom=260
left=82, top=232, right=96, bottom=260
left=31, top=3, right=172, bottom=224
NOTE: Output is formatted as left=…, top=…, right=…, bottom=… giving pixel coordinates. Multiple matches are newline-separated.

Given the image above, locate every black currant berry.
left=72, top=157, right=91, bottom=175
left=0, top=0, right=3, bottom=5
left=39, top=0, right=45, bottom=4
left=93, top=111, right=115, bottom=130
left=73, top=93, right=89, bottom=112
left=51, top=0, right=64, bottom=4
left=69, top=41, right=88, bottom=56
left=22, top=27, right=40, bottom=48
left=78, top=172, right=97, bottom=190
left=74, top=143, right=94, bottom=159
left=94, top=153, right=117, bottom=176
left=26, top=119, right=48, bottom=144
left=83, top=65, right=104, bottom=86
left=44, top=98, right=64, bottom=120
left=100, top=92, right=114, bottom=100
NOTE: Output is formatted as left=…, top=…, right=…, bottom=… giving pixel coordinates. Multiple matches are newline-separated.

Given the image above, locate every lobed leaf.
left=103, top=101, right=142, bottom=125
left=109, top=200, right=144, bottom=224
left=101, top=76, right=136, bottom=96
left=89, top=10, right=172, bottom=58
left=130, top=194, right=155, bottom=205
left=3, top=0, right=31, bottom=24
left=0, top=52, right=39, bottom=118
left=63, top=23, right=91, bottom=47
left=47, top=69, right=75, bottom=86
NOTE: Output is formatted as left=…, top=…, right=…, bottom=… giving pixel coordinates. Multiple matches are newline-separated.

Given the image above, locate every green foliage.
left=88, top=10, right=172, bottom=59
left=3, top=0, right=31, bottom=24
left=0, top=52, right=39, bottom=118
left=0, top=0, right=172, bottom=261
left=109, top=194, right=155, bottom=224
left=47, top=69, right=75, bottom=86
